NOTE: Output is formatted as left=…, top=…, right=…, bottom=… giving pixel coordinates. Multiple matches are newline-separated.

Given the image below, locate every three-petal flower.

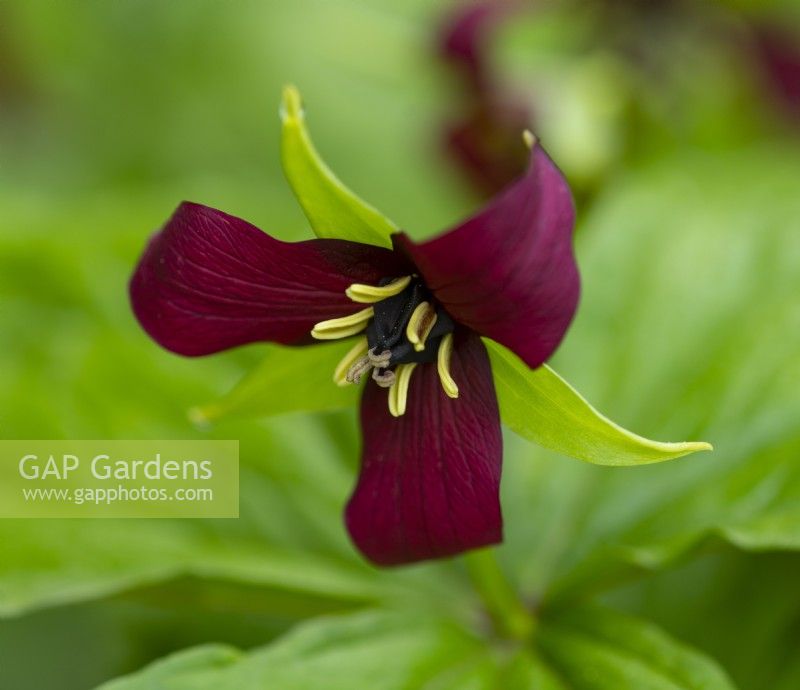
left=131, top=135, right=578, bottom=565
left=130, top=89, right=711, bottom=567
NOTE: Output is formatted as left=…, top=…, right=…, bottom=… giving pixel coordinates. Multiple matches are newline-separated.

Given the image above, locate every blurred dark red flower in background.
left=437, top=0, right=800, bottom=199
left=439, top=0, right=533, bottom=197
left=751, top=24, right=800, bottom=122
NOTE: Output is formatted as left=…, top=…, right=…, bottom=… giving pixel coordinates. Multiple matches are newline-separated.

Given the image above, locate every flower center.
left=311, top=276, right=459, bottom=417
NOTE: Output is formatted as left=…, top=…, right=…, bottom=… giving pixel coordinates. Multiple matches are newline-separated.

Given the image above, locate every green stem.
left=464, top=548, right=535, bottom=641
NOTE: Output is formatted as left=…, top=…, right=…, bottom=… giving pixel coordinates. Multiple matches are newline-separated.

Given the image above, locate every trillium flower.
left=131, top=134, right=576, bottom=565
left=130, top=87, right=710, bottom=567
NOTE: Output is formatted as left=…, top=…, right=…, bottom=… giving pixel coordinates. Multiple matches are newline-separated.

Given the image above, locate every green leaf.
left=547, top=436, right=800, bottom=604
left=100, top=645, right=242, bottom=690
left=501, top=651, right=571, bottom=690
left=602, top=550, right=800, bottom=690
left=280, top=85, right=397, bottom=248
left=539, top=606, right=737, bottom=690
left=95, top=607, right=737, bottom=690
left=189, top=341, right=360, bottom=424
left=487, top=341, right=712, bottom=466
left=96, top=611, right=489, bottom=690
left=0, top=520, right=388, bottom=618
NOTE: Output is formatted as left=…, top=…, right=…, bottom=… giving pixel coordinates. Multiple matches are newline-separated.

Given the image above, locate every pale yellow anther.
left=406, top=301, right=438, bottom=352
left=345, top=276, right=412, bottom=304
left=437, top=333, right=459, bottom=399
left=311, top=307, right=373, bottom=340
left=388, top=363, right=417, bottom=418
left=522, top=129, right=536, bottom=149
left=333, top=337, right=369, bottom=386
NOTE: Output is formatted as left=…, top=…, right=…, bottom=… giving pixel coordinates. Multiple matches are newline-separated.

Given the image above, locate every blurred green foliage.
left=1, top=1, right=799, bottom=689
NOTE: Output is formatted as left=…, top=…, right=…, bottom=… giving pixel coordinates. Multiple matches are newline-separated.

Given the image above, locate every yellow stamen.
left=522, top=129, right=536, bottom=149
left=345, top=276, right=412, bottom=304
left=437, top=333, right=459, bottom=399
left=333, top=337, right=369, bottom=386
left=388, top=363, right=417, bottom=418
left=311, top=307, right=373, bottom=340
left=405, top=301, right=438, bottom=352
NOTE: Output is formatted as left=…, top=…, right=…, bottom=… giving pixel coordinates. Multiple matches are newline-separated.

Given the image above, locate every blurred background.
left=1, top=1, right=799, bottom=688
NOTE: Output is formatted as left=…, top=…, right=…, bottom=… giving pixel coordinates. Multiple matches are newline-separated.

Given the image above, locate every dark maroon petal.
left=395, top=143, right=579, bottom=369
left=130, top=202, right=409, bottom=356
left=346, top=330, right=502, bottom=566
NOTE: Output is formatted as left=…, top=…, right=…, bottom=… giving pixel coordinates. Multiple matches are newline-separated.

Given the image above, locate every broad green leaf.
left=189, top=341, right=360, bottom=424
left=96, top=611, right=489, bottom=690
left=95, top=607, right=736, bottom=690
left=548, top=435, right=800, bottom=604
left=0, top=520, right=387, bottom=618
left=603, top=550, right=800, bottom=690
left=487, top=341, right=711, bottom=466
left=280, top=85, right=397, bottom=248
left=722, top=505, right=800, bottom=551
left=539, top=606, right=736, bottom=690
left=501, top=651, right=571, bottom=690
left=99, top=645, right=242, bottom=690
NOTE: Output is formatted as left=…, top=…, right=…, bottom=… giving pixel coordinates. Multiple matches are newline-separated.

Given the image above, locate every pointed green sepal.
left=280, top=85, right=396, bottom=248
left=486, top=340, right=712, bottom=466
left=189, top=341, right=360, bottom=424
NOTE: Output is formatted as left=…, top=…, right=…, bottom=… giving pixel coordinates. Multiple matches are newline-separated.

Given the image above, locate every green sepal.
left=486, top=340, right=712, bottom=466
left=280, top=85, right=397, bottom=248
left=189, top=341, right=361, bottom=424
